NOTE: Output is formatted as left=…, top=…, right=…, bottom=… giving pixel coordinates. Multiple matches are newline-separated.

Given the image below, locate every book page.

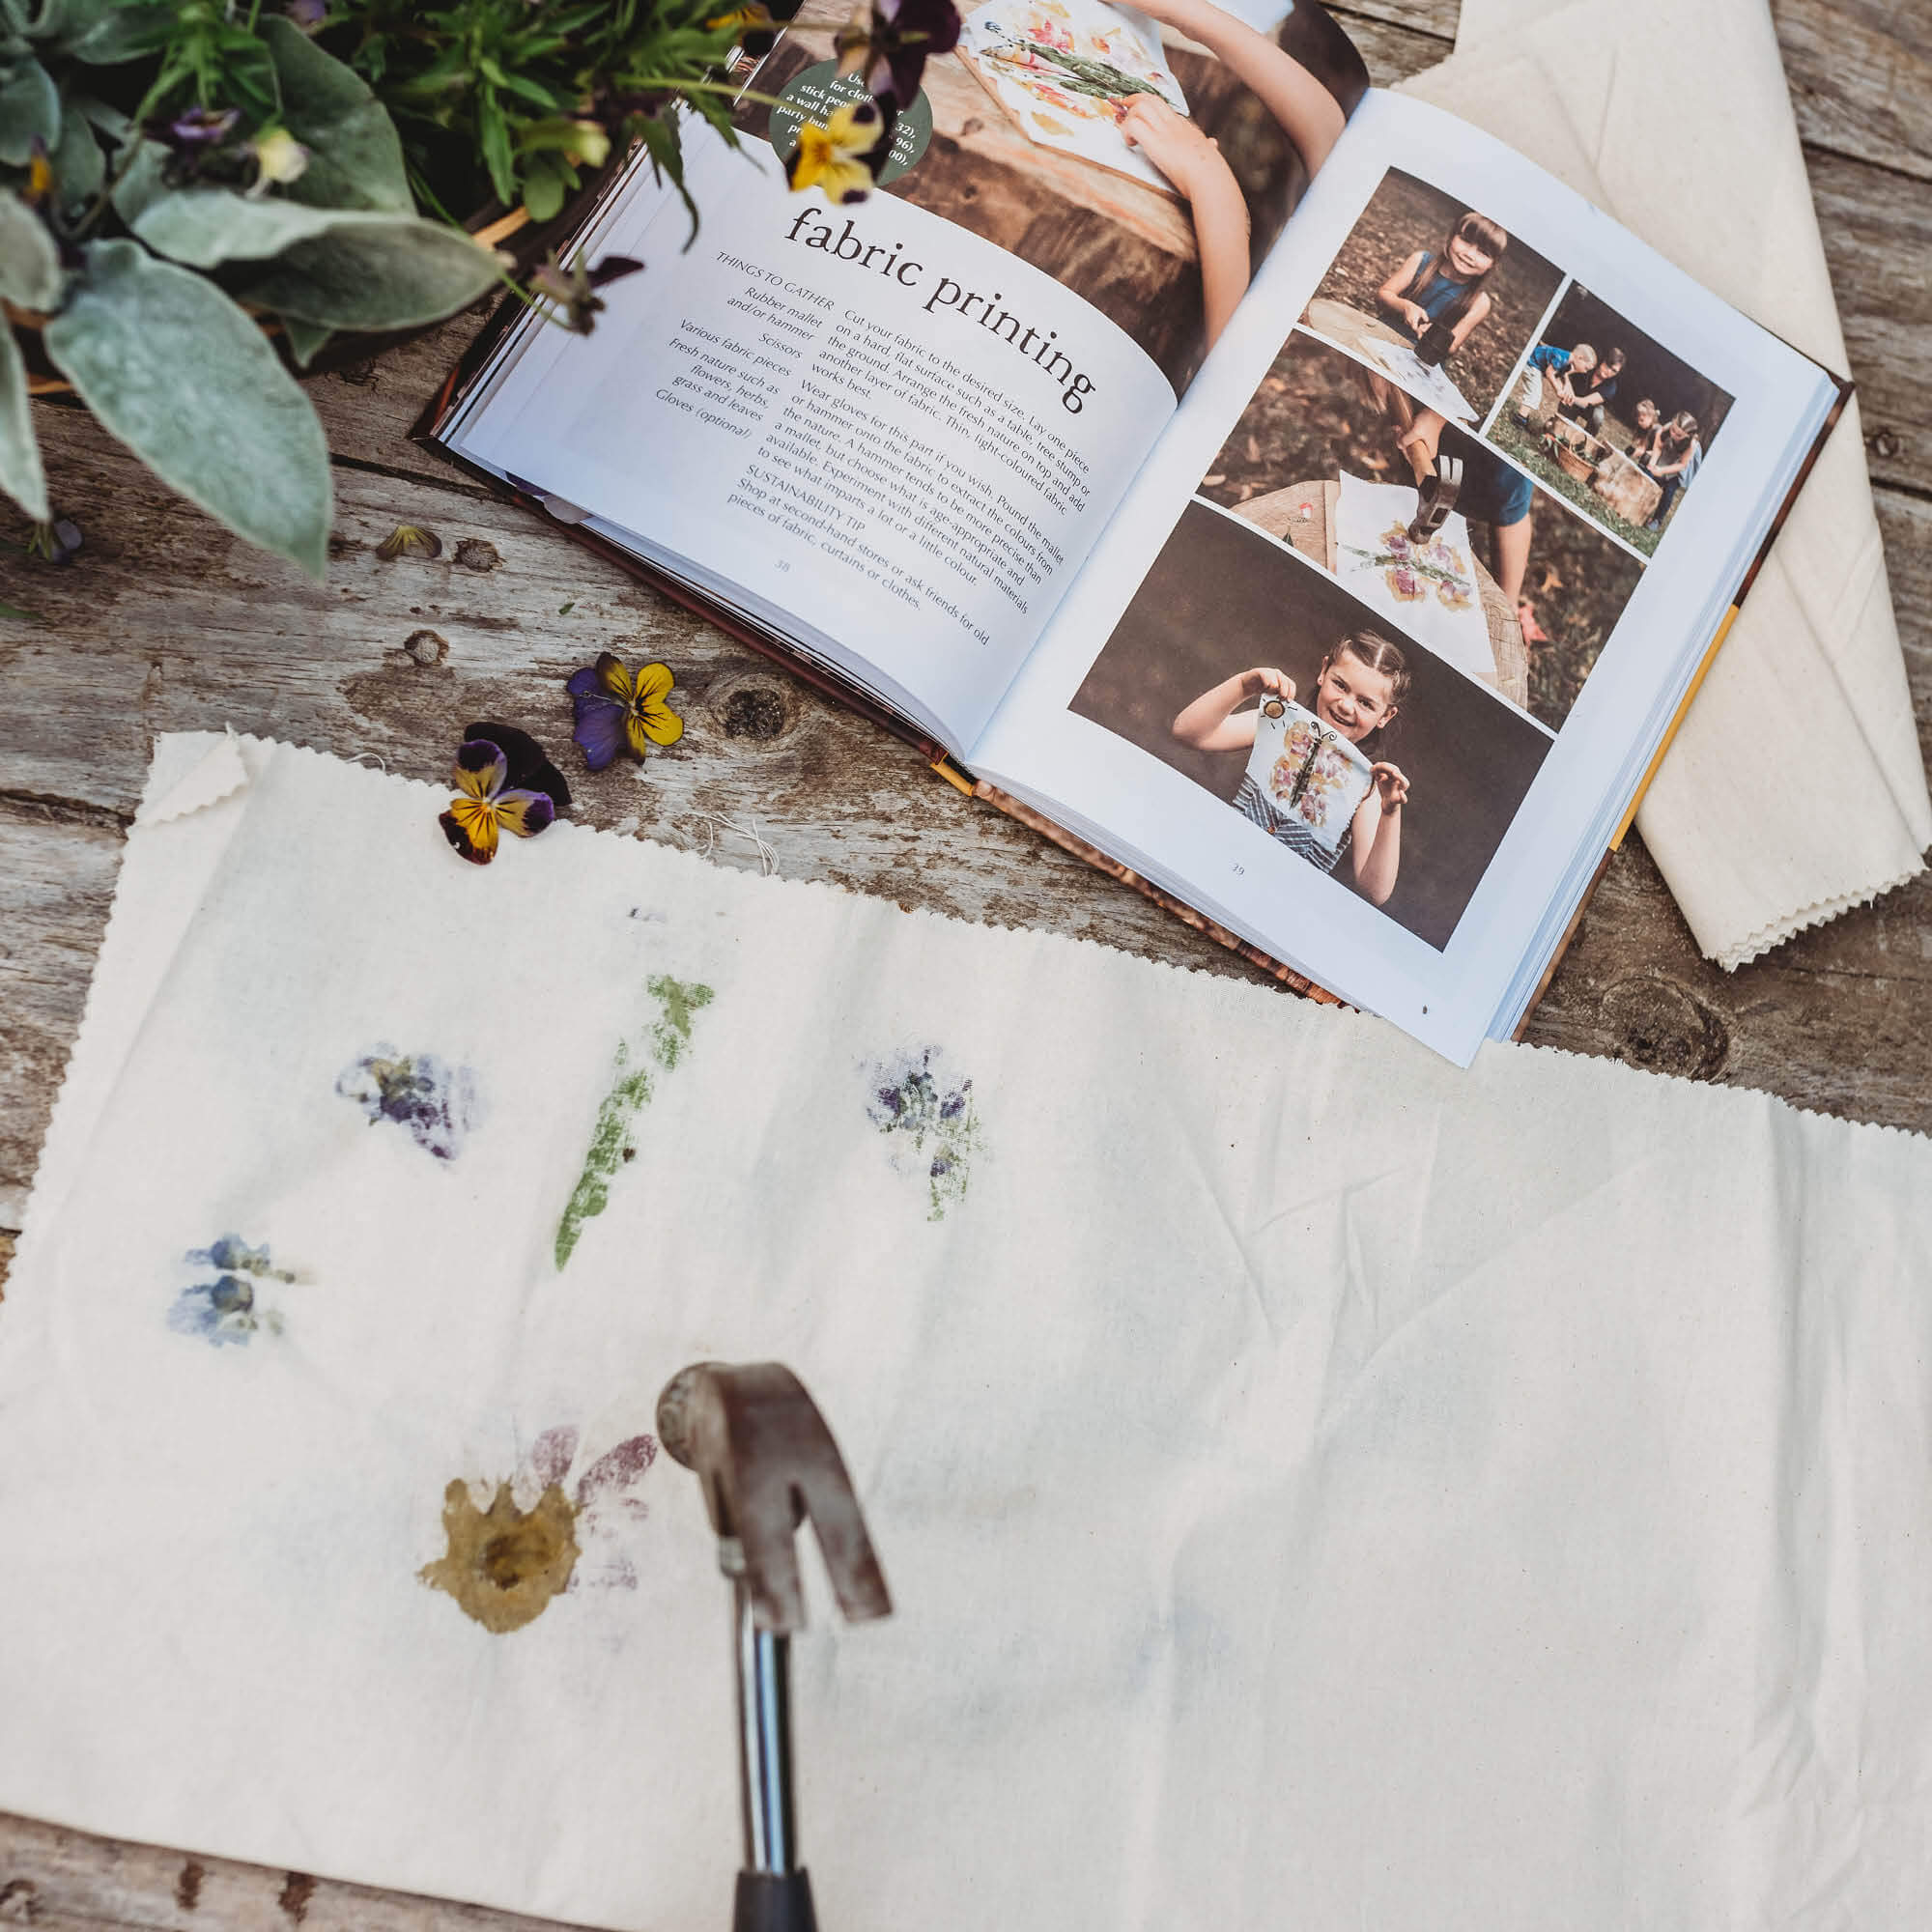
left=969, top=91, right=1838, bottom=1061
left=445, top=0, right=1368, bottom=752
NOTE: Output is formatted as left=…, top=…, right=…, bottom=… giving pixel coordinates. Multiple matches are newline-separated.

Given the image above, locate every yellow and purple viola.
left=835, top=0, right=961, bottom=108
left=786, top=97, right=894, bottom=205
left=566, top=652, right=685, bottom=770
left=440, top=723, right=571, bottom=866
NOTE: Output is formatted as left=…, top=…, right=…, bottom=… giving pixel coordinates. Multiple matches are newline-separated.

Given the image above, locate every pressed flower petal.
left=631, top=660, right=675, bottom=706
left=595, top=651, right=634, bottom=701
left=630, top=702, right=685, bottom=752
left=440, top=798, right=499, bottom=864
left=571, top=694, right=630, bottom=771
left=494, top=788, right=556, bottom=838
left=453, top=740, right=508, bottom=801
left=463, top=721, right=571, bottom=810
left=788, top=99, right=889, bottom=202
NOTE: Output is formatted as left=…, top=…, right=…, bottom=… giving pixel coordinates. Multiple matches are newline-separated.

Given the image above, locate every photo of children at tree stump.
left=1298, top=168, right=1563, bottom=426
left=1068, top=498, right=1552, bottom=950
left=1197, top=330, right=1644, bottom=730
left=740, top=0, right=1368, bottom=395
left=1489, top=282, right=1733, bottom=558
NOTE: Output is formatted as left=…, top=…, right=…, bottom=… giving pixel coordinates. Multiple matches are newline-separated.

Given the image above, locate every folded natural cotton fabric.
left=2, top=733, right=1929, bottom=1929
left=1399, top=0, right=1931, bottom=968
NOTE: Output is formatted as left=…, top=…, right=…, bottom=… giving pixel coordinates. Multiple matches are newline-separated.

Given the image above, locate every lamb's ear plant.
left=1, top=2, right=499, bottom=580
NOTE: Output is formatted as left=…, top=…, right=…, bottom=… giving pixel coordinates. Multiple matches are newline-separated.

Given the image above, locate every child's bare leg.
left=1492, top=514, right=1531, bottom=608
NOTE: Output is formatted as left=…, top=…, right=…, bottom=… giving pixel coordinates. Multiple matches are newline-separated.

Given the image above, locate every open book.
left=422, top=0, right=1845, bottom=1064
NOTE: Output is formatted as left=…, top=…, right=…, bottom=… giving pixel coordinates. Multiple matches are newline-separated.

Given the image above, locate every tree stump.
left=1590, top=445, right=1663, bottom=524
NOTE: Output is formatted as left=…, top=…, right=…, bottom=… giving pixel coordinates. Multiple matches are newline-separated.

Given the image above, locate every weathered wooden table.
left=2, top=2, right=1928, bottom=1924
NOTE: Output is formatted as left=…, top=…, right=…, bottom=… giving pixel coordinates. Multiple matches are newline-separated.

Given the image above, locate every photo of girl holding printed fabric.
left=1069, top=499, right=1552, bottom=951
left=1170, top=634, right=1412, bottom=904
left=739, top=0, right=1368, bottom=394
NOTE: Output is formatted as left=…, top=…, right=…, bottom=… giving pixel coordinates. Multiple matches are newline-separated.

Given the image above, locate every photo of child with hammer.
left=1298, top=169, right=1563, bottom=423
left=1170, top=632, right=1412, bottom=905
left=1376, top=207, right=1511, bottom=365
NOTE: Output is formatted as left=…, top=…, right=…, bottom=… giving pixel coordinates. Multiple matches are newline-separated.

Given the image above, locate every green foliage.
left=0, top=322, right=50, bottom=523
left=262, top=15, right=411, bottom=213
left=0, top=55, right=60, bottom=163
left=43, top=240, right=333, bottom=580
left=332, top=0, right=747, bottom=221
left=1, top=0, right=790, bottom=575
left=0, top=187, right=62, bottom=307
left=2, top=5, right=519, bottom=576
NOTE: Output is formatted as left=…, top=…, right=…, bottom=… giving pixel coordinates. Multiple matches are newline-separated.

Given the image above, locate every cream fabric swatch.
left=1, top=734, right=1929, bottom=1929
left=1399, top=0, right=1930, bottom=967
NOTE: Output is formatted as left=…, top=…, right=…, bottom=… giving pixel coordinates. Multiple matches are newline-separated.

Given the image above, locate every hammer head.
left=657, top=1361, right=893, bottom=1634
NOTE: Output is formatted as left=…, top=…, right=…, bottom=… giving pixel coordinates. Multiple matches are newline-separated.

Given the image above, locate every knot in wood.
left=1868, top=427, right=1902, bottom=462
left=712, top=675, right=795, bottom=743
left=453, top=538, right=501, bottom=572
left=402, top=629, right=449, bottom=666
left=724, top=686, right=788, bottom=740
left=1601, top=976, right=1730, bottom=1082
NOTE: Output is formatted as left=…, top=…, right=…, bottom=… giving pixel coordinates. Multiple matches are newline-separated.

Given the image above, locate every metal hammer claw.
left=1407, top=451, right=1463, bottom=542
left=657, top=1361, right=892, bottom=1932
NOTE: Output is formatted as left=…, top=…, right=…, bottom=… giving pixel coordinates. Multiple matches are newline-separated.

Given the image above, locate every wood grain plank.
left=1776, top=0, right=1932, bottom=184
left=0, top=802, right=123, bottom=1231
left=0, top=1811, right=578, bottom=1932
left=1330, top=0, right=1455, bottom=43
left=1805, top=147, right=1932, bottom=497
left=1337, top=12, right=1447, bottom=84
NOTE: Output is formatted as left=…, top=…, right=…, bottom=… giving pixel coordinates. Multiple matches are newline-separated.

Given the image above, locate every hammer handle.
left=734, top=1868, right=818, bottom=1932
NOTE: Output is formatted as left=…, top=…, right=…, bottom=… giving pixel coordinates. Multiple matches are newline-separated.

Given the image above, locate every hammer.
left=657, top=1362, right=893, bottom=1932
left=1406, top=450, right=1463, bottom=543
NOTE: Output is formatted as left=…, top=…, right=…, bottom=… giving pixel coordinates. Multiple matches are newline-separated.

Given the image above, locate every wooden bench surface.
left=1, top=2, right=1928, bottom=1922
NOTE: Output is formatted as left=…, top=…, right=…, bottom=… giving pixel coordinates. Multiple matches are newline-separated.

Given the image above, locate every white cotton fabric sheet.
left=2, top=733, right=1930, bottom=1930
left=1399, top=0, right=1932, bottom=967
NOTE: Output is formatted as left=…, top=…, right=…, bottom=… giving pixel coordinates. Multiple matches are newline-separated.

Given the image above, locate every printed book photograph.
left=425, top=0, right=1844, bottom=1063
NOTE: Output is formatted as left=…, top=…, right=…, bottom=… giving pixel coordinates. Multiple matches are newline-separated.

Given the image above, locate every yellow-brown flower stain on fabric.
left=420, top=1480, right=582, bottom=1633
left=419, top=1426, right=659, bottom=1632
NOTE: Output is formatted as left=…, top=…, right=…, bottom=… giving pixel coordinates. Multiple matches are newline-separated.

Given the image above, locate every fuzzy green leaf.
left=130, top=189, right=498, bottom=331
left=0, top=189, right=60, bottom=308
left=261, top=16, right=412, bottom=214
left=0, top=56, right=58, bottom=164
left=44, top=240, right=331, bottom=580
left=108, top=138, right=170, bottom=225
left=28, top=0, right=172, bottom=65
left=48, top=89, right=102, bottom=213
left=282, top=315, right=332, bottom=368
left=238, top=220, right=499, bottom=331
left=0, top=320, right=48, bottom=523
left=132, top=185, right=379, bottom=266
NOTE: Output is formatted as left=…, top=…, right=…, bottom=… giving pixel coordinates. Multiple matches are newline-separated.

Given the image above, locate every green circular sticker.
left=768, top=62, right=932, bottom=187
